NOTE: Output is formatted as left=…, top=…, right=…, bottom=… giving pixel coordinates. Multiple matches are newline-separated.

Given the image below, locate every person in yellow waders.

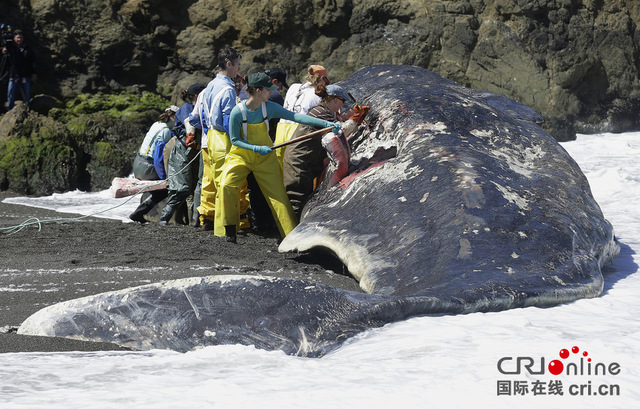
left=215, top=72, right=340, bottom=243
left=184, top=46, right=243, bottom=231
left=273, top=65, right=330, bottom=168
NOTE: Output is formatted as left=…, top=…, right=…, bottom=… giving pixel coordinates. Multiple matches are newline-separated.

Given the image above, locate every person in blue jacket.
left=184, top=46, right=242, bottom=231
left=129, top=105, right=178, bottom=223
left=214, top=72, right=340, bottom=243
left=158, top=83, right=206, bottom=226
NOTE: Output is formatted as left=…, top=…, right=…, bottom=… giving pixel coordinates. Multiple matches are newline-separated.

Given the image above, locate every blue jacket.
left=187, top=74, right=237, bottom=134
left=174, top=102, right=194, bottom=138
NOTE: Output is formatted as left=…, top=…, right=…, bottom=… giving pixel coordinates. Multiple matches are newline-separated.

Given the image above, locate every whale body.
left=18, top=65, right=619, bottom=356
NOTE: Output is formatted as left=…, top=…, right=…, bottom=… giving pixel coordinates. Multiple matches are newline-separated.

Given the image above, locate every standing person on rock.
left=1, top=29, right=37, bottom=110
left=129, top=105, right=178, bottom=224
left=158, top=83, right=206, bottom=226
left=184, top=46, right=242, bottom=231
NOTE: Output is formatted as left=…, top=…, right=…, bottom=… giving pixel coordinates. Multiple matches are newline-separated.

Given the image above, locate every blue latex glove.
left=323, top=121, right=342, bottom=134
left=253, top=145, right=273, bottom=156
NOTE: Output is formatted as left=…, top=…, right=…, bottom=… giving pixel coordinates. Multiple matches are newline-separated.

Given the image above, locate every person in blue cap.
left=214, top=72, right=340, bottom=243
left=158, top=83, right=207, bottom=225
left=283, top=82, right=370, bottom=219
left=265, top=67, right=289, bottom=107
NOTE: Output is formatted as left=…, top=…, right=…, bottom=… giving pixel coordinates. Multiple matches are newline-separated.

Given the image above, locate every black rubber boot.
left=191, top=210, right=201, bottom=228
left=158, top=205, right=174, bottom=226
left=129, top=198, right=155, bottom=224
left=224, top=225, right=237, bottom=243
left=201, top=218, right=214, bottom=231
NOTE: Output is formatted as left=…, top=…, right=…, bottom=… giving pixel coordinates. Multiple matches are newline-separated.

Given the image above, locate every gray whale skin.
left=18, top=65, right=619, bottom=357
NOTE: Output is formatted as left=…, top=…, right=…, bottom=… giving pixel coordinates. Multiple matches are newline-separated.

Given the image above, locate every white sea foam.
left=3, top=188, right=140, bottom=222
left=1, top=132, right=639, bottom=408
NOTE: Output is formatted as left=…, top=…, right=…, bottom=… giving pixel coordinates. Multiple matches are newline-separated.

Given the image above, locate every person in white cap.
left=129, top=105, right=178, bottom=223
left=274, top=65, right=330, bottom=166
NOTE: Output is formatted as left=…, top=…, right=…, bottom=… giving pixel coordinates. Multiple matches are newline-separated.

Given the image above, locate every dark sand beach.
left=0, top=191, right=360, bottom=353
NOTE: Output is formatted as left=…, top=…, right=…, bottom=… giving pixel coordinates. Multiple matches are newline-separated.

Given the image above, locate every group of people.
left=129, top=45, right=370, bottom=244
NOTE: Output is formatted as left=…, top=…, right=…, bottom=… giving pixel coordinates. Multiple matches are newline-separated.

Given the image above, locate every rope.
left=1, top=148, right=202, bottom=235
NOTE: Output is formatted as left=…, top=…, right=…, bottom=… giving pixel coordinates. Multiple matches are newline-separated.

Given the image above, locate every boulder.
left=0, top=91, right=168, bottom=195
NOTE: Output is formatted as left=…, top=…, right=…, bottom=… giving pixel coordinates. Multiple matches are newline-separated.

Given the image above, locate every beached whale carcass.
left=281, top=64, right=619, bottom=303
left=18, top=65, right=618, bottom=356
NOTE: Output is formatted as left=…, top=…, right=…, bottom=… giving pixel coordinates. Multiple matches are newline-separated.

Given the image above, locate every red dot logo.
left=548, top=359, right=564, bottom=375
left=549, top=346, right=591, bottom=375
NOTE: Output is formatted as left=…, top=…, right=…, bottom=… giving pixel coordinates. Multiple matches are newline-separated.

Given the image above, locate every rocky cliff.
left=2, top=0, right=638, bottom=139
left=1, top=0, right=639, bottom=193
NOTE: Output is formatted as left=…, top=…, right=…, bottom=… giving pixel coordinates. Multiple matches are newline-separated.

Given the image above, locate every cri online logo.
left=498, top=345, right=621, bottom=376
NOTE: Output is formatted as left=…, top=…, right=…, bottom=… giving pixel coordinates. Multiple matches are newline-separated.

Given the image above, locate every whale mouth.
left=290, top=246, right=363, bottom=293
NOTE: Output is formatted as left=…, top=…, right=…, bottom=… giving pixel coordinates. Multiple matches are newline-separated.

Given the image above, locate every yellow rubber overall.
left=274, top=122, right=299, bottom=168
left=215, top=121, right=298, bottom=238
left=197, top=128, right=249, bottom=224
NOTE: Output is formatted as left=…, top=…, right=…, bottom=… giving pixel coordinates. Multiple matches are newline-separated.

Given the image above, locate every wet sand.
left=0, top=191, right=360, bottom=353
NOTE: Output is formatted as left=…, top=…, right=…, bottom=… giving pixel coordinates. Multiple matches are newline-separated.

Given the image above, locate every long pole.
left=271, top=126, right=334, bottom=149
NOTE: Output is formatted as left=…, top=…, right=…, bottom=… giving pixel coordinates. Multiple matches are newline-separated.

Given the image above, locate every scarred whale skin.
left=281, top=65, right=619, bottom=303
left=18, top=275, right=451, bottom=356
left=18, top=65, right=619, bottom=357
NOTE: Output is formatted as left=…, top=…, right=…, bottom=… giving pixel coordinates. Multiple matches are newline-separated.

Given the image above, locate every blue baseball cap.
left=326, top=85, right=354, bottom=103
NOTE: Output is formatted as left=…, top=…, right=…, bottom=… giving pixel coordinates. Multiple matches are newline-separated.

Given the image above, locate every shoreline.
left=0, top=191, right=360, bottom=353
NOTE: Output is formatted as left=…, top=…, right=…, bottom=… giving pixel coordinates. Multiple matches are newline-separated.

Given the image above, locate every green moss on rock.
left=64, top=91, right=170, bottom=121
left=1, top=91, right=169, bottom=194
left=0, top=134, right=79, bottom=195
left=88, top=141, right=133, bottom=189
